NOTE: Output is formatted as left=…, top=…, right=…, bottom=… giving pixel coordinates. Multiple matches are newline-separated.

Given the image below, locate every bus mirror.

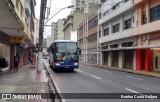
left=78, top=48, right=81, bottom=55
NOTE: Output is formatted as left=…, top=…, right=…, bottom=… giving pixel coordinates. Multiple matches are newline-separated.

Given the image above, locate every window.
left=99, top=13, right=101, bottom=19
left=112, top=2, right=120, bottom=10
left=79, top=26, right=83, bottom=35
left=78, top=39, right=83, bottom=46
left=113, top=24, right=120, bottom=33
left=102, top=46, right=108, bottom=50
left=124, top=0, right=129, bottom=2
left=99, top=31, right=101, bottom=38
left=103, top=10, right=109, bottom=16
left=150, top=4, right=160, bottom=22
left=87, top=33, right=97, bottom=43
left=112, top=5, right=116, bottom=10
left=142, top=11, right=147, bottom=24
left=110, top=44, right=118, bottom=48
left=104, top=28, right=109, bottom=36
left=88, top=16, right=98, bottom=30
left=122, top=42, right=133, bottom=47
left=124, top=18, right=131, bottom=29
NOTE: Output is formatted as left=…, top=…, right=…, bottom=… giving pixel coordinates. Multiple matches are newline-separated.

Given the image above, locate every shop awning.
left=100, top=45, right=160, bottom=52
left=0, top=0, right=23, bottom=31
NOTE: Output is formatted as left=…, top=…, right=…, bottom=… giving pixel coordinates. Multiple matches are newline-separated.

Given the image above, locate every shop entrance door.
left=155, top=56, right=160, bottom=71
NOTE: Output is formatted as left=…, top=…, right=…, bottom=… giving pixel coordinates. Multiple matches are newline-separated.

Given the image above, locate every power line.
left=44, top=30, right=51, bottom=36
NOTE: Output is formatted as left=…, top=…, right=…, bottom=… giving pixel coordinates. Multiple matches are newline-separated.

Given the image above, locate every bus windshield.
left=55, top=42, right=78, bottom=60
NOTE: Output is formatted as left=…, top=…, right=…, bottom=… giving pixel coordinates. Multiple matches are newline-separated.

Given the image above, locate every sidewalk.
left=81, top=63, right=160, bottom=78
left=0, top=64, right=53, bottom=102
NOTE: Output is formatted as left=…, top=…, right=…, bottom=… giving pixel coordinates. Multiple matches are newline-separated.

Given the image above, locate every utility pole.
left=37, top=0, right=47, bottom=72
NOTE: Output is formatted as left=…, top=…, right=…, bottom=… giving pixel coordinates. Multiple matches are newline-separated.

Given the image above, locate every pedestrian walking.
left=29, top=56, right=32, bottom=64
left=14, top=54, right=20, bottom=72
left=32, top=54, right=36, bottom=67
left=29, top=56, right=31, bottom=64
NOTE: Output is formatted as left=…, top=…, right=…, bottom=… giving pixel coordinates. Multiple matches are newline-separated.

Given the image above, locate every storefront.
left=102, top=52, right=108, bottom=66
left=0, top=31, right=11, bottom=71
left=0, top=43, right=10, bottom=68
left=123, top=50, right=134, bottom=69
left=153, top=49, right=160, bottom=71
left=148, top=32, right=160, bottom=71
left=111, top=51, right=119, bottom=67
left=136, top=32, right=160, bottom=72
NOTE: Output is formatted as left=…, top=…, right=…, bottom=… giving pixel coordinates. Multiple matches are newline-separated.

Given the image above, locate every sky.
left=35, top=0, right=72, bottom=38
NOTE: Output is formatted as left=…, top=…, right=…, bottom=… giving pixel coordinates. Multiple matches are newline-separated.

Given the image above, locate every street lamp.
left=45, top=5, right=74, bottom=24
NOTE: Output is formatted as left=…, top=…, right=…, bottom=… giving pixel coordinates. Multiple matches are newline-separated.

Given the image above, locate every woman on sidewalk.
left=14, top=54, right=20, bottom=72
left=32, top=54, right=36, bottom=67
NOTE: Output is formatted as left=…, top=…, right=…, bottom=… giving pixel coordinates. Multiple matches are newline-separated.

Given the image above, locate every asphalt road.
left=43, top=59, right=160, bottom=102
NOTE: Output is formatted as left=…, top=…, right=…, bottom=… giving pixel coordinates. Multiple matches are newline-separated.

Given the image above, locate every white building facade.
left=98, top=0, right=138, bottom=69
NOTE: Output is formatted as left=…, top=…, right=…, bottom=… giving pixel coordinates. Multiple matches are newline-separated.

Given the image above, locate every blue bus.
left=48, top=40, right=80, bottom=71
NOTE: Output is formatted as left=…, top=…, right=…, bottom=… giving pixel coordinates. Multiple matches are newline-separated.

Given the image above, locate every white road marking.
left=76, top=70, right=83, bottom=73
left=126, top=76, right=143, bottom=80
left=125, top=88, right=139, bottom=93
left=91, top=75, right=101, bottom=79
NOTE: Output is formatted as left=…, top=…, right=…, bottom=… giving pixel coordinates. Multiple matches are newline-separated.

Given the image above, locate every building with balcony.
left=0, top=0, right=36, bottom=71
left=98, top=0, right=137, bottom=69
left=64, top=3, right=101, bottom=40
left=133, top=0, right=160, bottom=72
left=77, top=11, right=101, bottom=64
left=72, top=0, right=101, bottom=11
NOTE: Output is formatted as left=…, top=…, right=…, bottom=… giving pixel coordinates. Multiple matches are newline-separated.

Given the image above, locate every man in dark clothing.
left=14, top=54, right=20, bottom=72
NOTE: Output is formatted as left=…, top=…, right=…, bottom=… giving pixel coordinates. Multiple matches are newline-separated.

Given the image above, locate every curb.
left=80, top=63, right=160, bottom=78
left=43, top=62, right=66, bottom=102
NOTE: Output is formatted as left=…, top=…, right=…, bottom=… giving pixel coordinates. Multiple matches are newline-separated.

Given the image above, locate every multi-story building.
left=63, top=14, right=73, bottom=40
left=51, top=22, right=56, bottom=42
left=133, top=0, right=160, bottom=72
left=46, top=35, right=52, bottom=48
left=54, top=19, right=65, bottom=40
left=98, top=0, right=137, bottom=69
left=0, top=0, right=36, bottom=71
left=78, top=11, right=100, bottom=64
left=72, top=0, right=101, bottom=11
left=64, top=3, right=101, bottom=40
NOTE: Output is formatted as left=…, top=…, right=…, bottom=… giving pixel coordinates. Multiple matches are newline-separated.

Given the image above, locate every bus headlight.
left=74, top=63, right=78, bottom=65
left=55, top=63, right=60, bottom=66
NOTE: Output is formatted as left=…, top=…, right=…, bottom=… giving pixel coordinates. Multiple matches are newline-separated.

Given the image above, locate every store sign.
left=11, top=37, right=24, bottom=43
left=148, top=32, right=160, bottom=40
